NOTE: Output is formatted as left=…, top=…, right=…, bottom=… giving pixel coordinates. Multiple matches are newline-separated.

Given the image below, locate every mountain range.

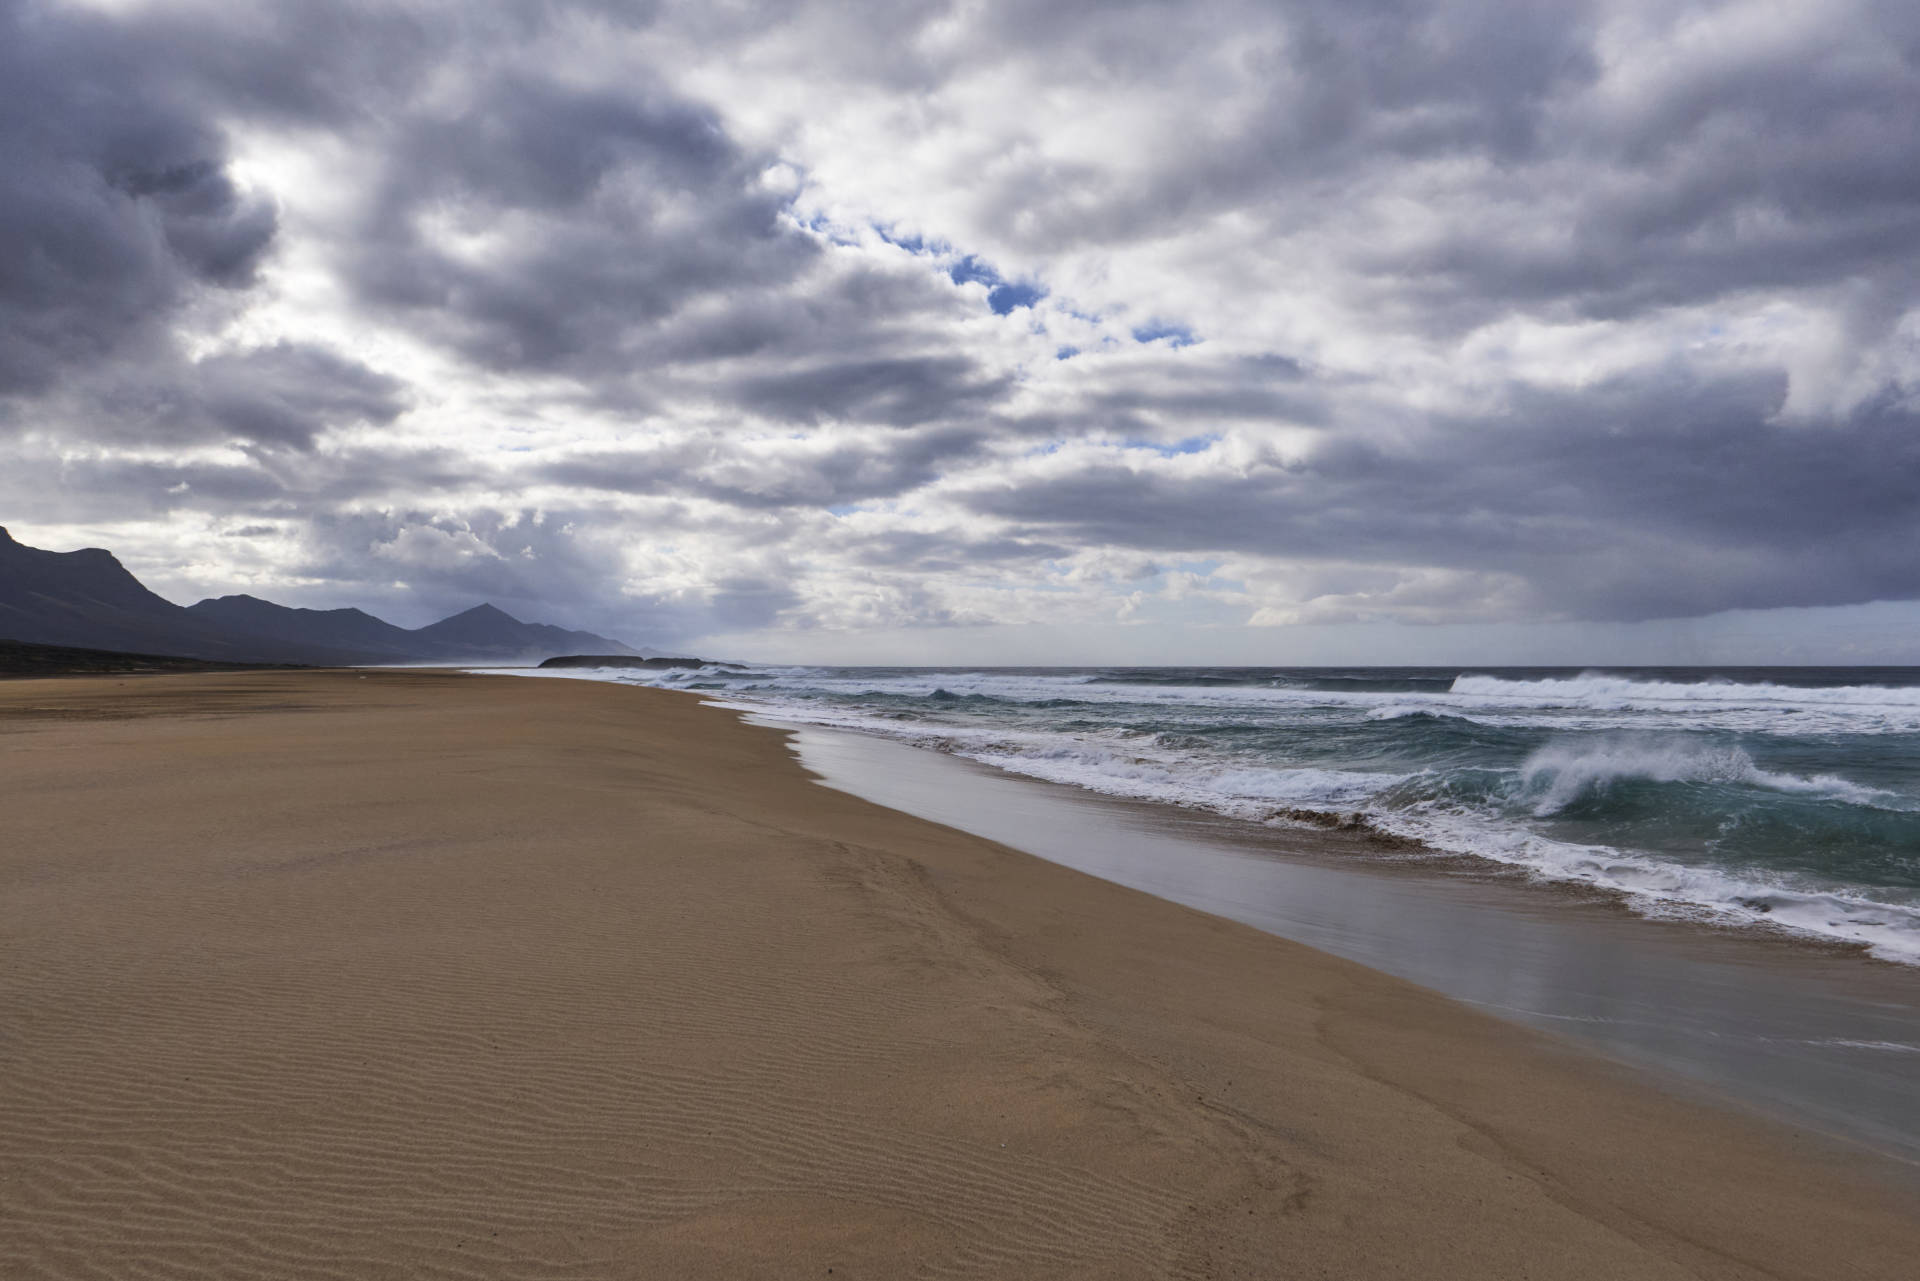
left=0, top=526, right=638, bottom=666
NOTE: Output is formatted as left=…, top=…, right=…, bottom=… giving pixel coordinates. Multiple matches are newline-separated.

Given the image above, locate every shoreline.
left=532, top=661, right=1920, bottom=966
left=520, top=661, right=1918, bottom=973
left=4, top=669, right=1917, bottom=1277
left=781, top=718, right=1920, bottom=1164
left=780, top=705, right=1909, bottom=966
left=798, top=705, right=1918, bottom=970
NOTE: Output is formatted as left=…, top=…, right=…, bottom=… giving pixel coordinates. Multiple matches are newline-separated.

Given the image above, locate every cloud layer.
left=3, top=0, right=1918, bottom=657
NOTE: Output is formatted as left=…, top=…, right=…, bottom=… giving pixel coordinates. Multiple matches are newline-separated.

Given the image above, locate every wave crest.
left=1518, top=738, right=1891, bottom=816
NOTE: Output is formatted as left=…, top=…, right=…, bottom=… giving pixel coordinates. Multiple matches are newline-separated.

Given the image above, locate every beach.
left=3, top=670, right=1916, bottom=1279
left=788, top=723, right=1920, bottom=1164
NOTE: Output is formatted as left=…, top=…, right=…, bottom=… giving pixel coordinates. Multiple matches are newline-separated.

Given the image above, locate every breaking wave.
left=1516, top=739, right=1899, bottom=816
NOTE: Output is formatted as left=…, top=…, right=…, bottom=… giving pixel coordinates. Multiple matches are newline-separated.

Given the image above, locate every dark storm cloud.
left=964, top=370, right=1920, bottom=621
left=542, top=423, right=989, bottom=509
left=27, top=340, right=414, bottom=457
left=1377, top=31, right=1920, bottom=332
left=637, top=264, right=967, bottom=366
left=838, top=528, right=1072, bottom=572
left=1035, top=352, right=1328, bottom=438
left=333, top=52, right=1016, bottom=430
left=1311, top=0, right=1920, bottom=331
left=634, top=263, right=1011, bottom=428
left=190, top=344, right=411, bottom=449
left=0, top=2, right=424, bottom=462
left=344, top=72, right=817, bottom=376
left=732, top=356, right=1009, bottom=428
left=1, top=439, right=488, bottom=527
left=130, top=0, right=439, bottom=125
left=0, top=0, right=275, bottom=396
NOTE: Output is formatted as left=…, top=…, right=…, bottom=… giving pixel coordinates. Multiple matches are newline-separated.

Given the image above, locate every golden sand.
left=2, top=670, right=1914, bottom=1278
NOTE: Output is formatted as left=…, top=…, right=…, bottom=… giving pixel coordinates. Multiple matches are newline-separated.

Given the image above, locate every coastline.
left=3, top=669, right=1916, bottom=1278
left=783, top=719, right=1920, bottom=1164
left=503, top=661, right=1920, bottom=967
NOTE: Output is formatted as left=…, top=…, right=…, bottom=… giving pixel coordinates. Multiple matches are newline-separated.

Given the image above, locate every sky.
left=3, top=0, right=1919, bottom=664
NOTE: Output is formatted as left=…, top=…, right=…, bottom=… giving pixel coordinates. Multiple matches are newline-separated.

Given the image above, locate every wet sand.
left=2, top=670, right=1916, bottom=1279
left=788, top=722, right=1920, bottom=1164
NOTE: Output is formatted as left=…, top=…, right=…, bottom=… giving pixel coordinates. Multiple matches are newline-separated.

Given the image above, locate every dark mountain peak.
left=445, top=602, right=521, bottom=624
left=411, top=600, right=636, bottom=660
left=189, top=592, right=270, bottom=616
left=186, top=593, right=424, bottom=660
left=0, top=529, right=123, bottom=570
left=3, top=533, right=160, bottom=603
left=195, top=593, right=386, bottom=625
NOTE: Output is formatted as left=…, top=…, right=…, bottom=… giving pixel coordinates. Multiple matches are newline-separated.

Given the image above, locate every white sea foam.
left=1366, top=703, right=1454, bottom=721
left=1364, top=806, right=1920, bottom=964
left=1447, top=673, right=1920, bottom=735
left=1452, top=672, right=1920, bottom=708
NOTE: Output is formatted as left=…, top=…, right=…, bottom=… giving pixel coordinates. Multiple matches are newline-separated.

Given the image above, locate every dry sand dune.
left=1, top=671, right=1915, bottom=1279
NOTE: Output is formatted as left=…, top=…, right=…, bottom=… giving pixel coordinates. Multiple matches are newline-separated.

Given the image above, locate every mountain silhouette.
left=408, top=603, right=634, bottom=660
left=0, top=526, right=356, bottom=663
left=187, top=595, right=434, bottom=660
left=1, top=526, right=639, bottom=665
left=188, top=595, right=638, bottom=663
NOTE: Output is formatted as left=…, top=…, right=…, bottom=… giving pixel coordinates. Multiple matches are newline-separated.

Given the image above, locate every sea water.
left=516, top=665, right=1920, bottom=965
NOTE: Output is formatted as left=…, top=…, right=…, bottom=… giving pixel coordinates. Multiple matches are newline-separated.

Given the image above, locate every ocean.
left=510, top=664, right=1920, bottom=966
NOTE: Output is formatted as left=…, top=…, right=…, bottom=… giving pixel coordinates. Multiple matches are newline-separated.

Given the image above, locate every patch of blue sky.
left=986, top=280, right=1046, bottom=313
left=1131, top=321, right=1199, bottom=347
left=872, top=224, right=934, bottom=254
left=946, top=254, right=996, bottom=287
left=1055, top=345, right=1079, bottom=360
left=947, top=254, right=1046, bottom=314
left=826, top=503, right=865, bottom=516
left=872, top=227, right=1048, bottom=315
left=1120, top=433, right=1218, bottom=456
